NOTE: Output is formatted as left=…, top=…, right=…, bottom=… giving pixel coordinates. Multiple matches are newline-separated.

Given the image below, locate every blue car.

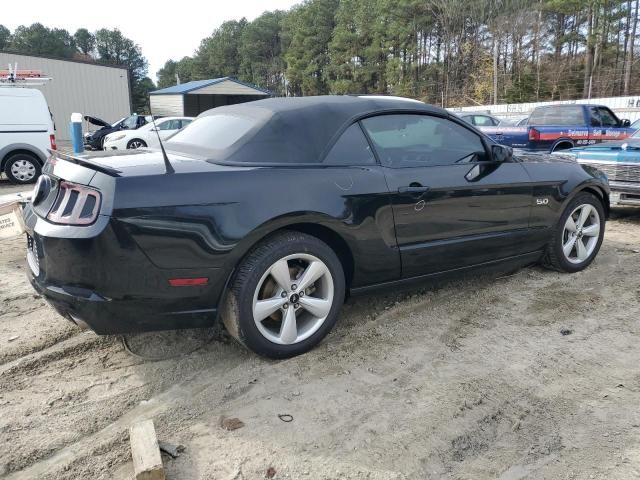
left=555, top=129, right=640, bottom=206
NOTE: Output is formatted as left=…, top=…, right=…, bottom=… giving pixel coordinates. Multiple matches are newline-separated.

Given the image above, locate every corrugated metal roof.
left=150, top=77, right=272, bottom=96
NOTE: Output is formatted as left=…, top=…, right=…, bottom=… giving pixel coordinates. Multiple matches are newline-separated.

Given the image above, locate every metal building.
left=149, top=77, right=271, bottom=117
left=0, top=51, right=131, bottom=141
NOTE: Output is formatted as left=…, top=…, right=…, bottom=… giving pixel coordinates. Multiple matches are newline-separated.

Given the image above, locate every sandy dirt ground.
left=0, top=178, right=31, bottom=198
left=1, top=198, right=639, bottom=479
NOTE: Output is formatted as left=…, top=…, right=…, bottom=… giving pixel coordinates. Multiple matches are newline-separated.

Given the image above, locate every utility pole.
left=624, top=0, right=638, bottom=94
left=493, top=36, right=499, bottom=104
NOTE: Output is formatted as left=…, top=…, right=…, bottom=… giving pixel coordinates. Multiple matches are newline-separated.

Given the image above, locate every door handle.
left=398, top=184, right=430, bottom=199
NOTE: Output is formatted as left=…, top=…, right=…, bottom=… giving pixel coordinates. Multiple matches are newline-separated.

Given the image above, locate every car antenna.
left=147, top=99, right=175, bottom=174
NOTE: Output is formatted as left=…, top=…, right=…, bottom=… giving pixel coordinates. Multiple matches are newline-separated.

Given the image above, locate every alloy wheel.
left=10, top=159, right=37, bottom=182
left=252, top=253, right=334, bottom=345
left=562, top=203, right=601, bottom=264
left=129, top=140, right=145, bottom=149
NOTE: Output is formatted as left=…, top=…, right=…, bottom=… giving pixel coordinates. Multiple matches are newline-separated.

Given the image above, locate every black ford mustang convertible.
left=24, top=96, right=608, bottom=358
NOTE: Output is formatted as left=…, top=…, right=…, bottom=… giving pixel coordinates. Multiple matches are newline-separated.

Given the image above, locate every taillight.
left=50, top=134, right=57, bottom=150
left=47, top=181, right=101, bottom=225
left=528, top=128, right=540, bottom=142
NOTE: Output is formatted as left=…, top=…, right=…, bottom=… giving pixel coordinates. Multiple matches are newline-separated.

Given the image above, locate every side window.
left=158, top=120, right=180, bottom=130
left=180, top=119, right=192, bottom=129
left=556, top=106, right=584, bottom=125
left=360, top=114, right=487, bottom=168
left=597, top=107, right=618, bottom=127
left=323, top=124, right=376, bottom=166
left=474, top=115, right=496, bottom=127
left=122, top=116, right=138, bottom=129
left=590, top=107, right=602, bottom=127
left=460, top=116, right=474, bottom=125
left=530, top=106, right=584, bottom=125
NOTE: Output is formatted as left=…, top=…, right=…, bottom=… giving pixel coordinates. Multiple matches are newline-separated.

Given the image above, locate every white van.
left=0, top=88, right=56, bottom=184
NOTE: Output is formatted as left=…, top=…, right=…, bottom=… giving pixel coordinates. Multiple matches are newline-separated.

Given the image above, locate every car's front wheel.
left=127, top=139, right=147, bottom=149
left=543, top=192, right=605, bottom=272
left=222, top=231, right=345, bottom=358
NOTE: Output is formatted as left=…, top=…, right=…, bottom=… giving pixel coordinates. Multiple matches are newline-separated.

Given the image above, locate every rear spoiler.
left=49, top=150, right=121, bottom=177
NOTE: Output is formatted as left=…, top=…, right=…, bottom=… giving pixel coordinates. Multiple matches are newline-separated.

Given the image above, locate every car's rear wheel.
left=222, top=231, right=345, bottom=358
left=127, top=139, right=147, bottom=149
left=543, top=192, right=605, bottom=272
left=551, top=141, right=574, bottom=153
left=4, top=153, right=41, bottom=184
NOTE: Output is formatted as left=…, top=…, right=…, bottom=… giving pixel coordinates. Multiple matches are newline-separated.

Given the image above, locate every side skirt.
left=349, top=250, right=543, bottom=296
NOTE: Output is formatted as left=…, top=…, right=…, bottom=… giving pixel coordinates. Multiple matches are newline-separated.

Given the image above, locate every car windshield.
left=121, top=115, right=139, bottom=130
left=632, top=129, right=640, bottom=138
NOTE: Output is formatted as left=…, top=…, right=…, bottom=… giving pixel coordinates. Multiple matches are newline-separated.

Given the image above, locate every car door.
left=588, top=106, right=625, bottom=144
left=157, top=119, right=182, bottom=139
left=360, top=113, right=534, bottom=278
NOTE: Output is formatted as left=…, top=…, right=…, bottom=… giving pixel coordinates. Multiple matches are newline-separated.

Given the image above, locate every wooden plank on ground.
left=129, top=419, right=165, bottom=480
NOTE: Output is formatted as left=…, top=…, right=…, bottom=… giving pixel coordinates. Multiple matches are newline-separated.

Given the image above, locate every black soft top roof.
left=198, top=95, right=448, bottom=164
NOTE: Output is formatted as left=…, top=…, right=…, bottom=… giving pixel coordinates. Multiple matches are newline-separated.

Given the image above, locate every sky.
left=2, top=0, right=301, bottom=82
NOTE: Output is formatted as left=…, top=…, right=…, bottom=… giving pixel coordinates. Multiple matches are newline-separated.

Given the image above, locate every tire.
left=3, top=153, right=42, bottom=184
left=543, top=192, right=605, bottom=273
left=222, top=231, right=345, bottom=359
left=127, top=139, right=147, bottom=149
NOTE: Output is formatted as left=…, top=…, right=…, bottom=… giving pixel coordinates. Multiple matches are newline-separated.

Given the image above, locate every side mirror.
left=622, top=119, right=631, bottom=128
left=491, top=144, right=513, bottom=163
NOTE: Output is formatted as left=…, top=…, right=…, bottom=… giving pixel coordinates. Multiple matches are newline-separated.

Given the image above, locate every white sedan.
left=103, top=117, right=194, bottom=150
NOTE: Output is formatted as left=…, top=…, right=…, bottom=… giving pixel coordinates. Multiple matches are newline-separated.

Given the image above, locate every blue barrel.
left=70, top=113, right=84, bottom=154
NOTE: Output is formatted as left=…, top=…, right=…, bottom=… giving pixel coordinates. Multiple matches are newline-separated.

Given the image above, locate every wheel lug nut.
left=283, top=303, right=289, bottom=309
left=281, top=291, right=287, bottom=298
left=299, top=291, right=304, bottom=297
left=294, top=303, right=300, bottom=309
left=291, top=284, right=297, bottom=291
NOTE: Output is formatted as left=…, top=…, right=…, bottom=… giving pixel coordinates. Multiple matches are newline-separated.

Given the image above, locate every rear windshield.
left=529, top=106, right=585, bottom=126
left=166, top=113, right=261, bottom=157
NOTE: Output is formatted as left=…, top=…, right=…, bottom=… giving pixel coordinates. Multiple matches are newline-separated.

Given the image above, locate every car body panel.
left=0, top=88, right=55, bottom=173
left=84, top=115, right=111, bottom=128
left=384, top=161, right=534, bottom=276
left=480, top=104, right=635, bottom=152
left=84, top=114, right=157, bottom=150
left=23, top=96, right=609, bottom=335
left=555, top=136, right=640, bottom=205
left=103, top=117, right=193, bottom=151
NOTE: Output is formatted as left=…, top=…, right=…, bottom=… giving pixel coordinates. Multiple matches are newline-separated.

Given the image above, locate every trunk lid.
left=31, top=149, right=256, bottom=223
left=48, top=149, right=215, bottom=178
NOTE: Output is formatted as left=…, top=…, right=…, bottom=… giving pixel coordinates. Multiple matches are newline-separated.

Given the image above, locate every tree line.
left=0, top=23, right=153, bottom=112
left=158, top=0, right=640, bottom=107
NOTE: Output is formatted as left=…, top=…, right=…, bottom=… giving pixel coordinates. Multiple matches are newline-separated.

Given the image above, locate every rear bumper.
left=609, top=182, right=640, bottom=206
left=29, top=273, right=218, bottom=334
left=24, top=207, right=227, bottom=334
